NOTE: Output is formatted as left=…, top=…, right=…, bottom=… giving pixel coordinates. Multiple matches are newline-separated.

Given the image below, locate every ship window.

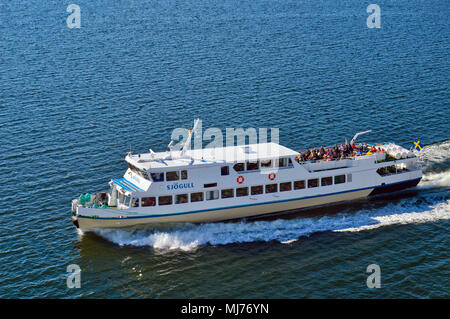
left=128, top=163, right=138, bottom=172
left=278, top=158, right=287, bottom=167
left=347, top=173, right=352, bottom=182
left=204, top=183, right=217, bottom=188
left=251, top=185, right=263, bottom=195
left=175, top=194, right=188, bottom=204
left=139, top=170, right=150, bottom=180
left=233, top=163, right=245, bottom=172
left=287, top=158, right=293, bottom=167
left=294, top=180, right=305, bottom=190
left=141, top=197, right=156, bottom=206
left=158, top=196, right=172, bottom=205
left=131, top=198, right=139, bottom=207
left=181, top=170, right=188, bottom=180
left=261, top=160, right=272, bottom=168
left=166, top=171, right=179, bottom=181
left=190, top=192, right=203, bottom=202
left=280, top=182, right=292, bottom=192
left=150, top=172, right=164, bottom=182
left=265, top=183, right=278, bottom=193
left=335, top=175, right=346, bottom=184
left=221, top=189, right=234, bottom=198
left=221, top=166, right=229, bottom=176
left=206, top=190, right=219, bottom=200
left=236, top=187, right=249, bottom=197
left=246, top=161, right=259, bottom=171
left=321, top=177, right=333, bottom=186
left=308, top=179, right=319, bottom=188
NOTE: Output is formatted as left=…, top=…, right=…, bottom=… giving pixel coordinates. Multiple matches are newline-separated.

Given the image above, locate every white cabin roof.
left=127, top=142, right=299, bottom=170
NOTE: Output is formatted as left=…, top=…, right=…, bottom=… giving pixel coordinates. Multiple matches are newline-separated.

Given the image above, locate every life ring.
left=268, top=172, right=276, bottom=181
left=237, top=176, right=244, bottom=184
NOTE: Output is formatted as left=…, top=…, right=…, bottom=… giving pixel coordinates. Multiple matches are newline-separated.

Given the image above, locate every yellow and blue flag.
left=413, top=139, right=423, bottom=151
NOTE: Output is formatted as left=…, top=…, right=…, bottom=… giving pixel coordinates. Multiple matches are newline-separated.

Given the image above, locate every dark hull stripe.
left=369, top=178, right=421, bottom=196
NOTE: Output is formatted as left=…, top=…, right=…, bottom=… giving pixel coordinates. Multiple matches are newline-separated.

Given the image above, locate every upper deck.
left=126, top=142, right=300, bottom=170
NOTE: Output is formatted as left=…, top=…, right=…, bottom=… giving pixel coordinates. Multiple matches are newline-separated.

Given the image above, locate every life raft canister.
left=268, top=172, right=276, bottom=180
left=237, top=176, right=244, bottom=184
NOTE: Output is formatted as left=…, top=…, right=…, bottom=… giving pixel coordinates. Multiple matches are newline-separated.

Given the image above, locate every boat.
left=71, top=119, right=422, bottom=232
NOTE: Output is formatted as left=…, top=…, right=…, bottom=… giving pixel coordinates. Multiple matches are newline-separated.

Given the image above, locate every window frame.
left=280, top=182, right=292, bottom=192
left=158, top=195, right=173, bottom=206
left=308, top=179, right=319, bottom=188
left=175, top=194, right=189, bottom=204
left=236, top=187, right=249, bottom=197
left=265, top=183, right=278, bottom=193
left=221, top=188, right=234, bottom=199
left=251, top=185, right=264, bottom=195
left=294, top=180, right=305, bottom=190
left=166, top=171, right=180, bottom=181
left=190, top=192, right=204, bottom=202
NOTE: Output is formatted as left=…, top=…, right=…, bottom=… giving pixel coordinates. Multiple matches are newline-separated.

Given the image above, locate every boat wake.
left=93, top=141, right=449, bottom=251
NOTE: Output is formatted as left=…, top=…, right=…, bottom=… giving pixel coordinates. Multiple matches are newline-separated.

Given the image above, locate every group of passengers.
left=296, top=143, right=382, bottom=162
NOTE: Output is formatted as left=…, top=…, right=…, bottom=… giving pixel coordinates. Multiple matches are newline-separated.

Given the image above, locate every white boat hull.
left=73, top=188, right=373, bottom=232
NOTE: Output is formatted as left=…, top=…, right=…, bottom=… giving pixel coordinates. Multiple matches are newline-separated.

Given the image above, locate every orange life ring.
left=237, top=176, right=244, bottom=184
left=268, top=172, right=276, bottom=180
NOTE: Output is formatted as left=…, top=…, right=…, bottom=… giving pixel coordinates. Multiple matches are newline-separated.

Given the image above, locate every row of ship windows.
left=131, top=158, right=294, bottom=182
left=131, top=174, right=351, bottom=207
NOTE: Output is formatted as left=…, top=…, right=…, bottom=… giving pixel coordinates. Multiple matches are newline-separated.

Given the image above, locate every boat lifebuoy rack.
left=268, top=172, right=276, bottom=181
left=237, top=176, right=245, bottom=184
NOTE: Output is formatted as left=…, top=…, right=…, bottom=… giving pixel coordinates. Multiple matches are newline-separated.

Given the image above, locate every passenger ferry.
left=71, top=120, right=422, bottom=232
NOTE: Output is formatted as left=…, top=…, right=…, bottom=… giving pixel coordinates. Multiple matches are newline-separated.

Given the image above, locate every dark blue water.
left=0, top=0, right=448, bottom=298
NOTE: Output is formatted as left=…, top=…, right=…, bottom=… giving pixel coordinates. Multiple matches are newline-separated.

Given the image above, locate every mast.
left=181, top=118, right=201, bottom=157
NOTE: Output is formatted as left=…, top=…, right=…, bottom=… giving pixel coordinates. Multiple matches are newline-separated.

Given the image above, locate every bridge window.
left=141, top=197, right=156, bottom=207
left=294, top=180, right=305, bottom=190
left=261, top=160, right=272, bottom=168
left=221, top=166, right=229, bottom=176
left=266, top=184, right=278, bottom=193
left=166, top=171, right=179, bottom=181
left=321, top=177, right=333, bottom=186
left=158, top=196, right=172, bottom=205
left=233, top=163, right=245, bottom=172
left=190, top=192, right=203, bottom=202
left=308, top=179, right=319, bottom=188
left=246, top=161, right=259, bottom=171
left=175, top=194, right=188, bottom=204
left=236, top=187, right=249, bottom=197
left=280, top=182, right=292, bottom=192
left=278, top=158, right=287, bottom=167
left=347, top=173, right=352, bottom=182
left=221, top=189, right=234, bottom=198
left=251, top=185, right=263, bottom=195
left=335, top=175, right=346, bottom=184
left=150, top=172, right=164, bottom=182
left=181, top=170, right=188, bottom=180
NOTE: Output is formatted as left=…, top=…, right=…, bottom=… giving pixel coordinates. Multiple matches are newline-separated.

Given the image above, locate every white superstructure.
left=71, top=122, right=422, bottom=232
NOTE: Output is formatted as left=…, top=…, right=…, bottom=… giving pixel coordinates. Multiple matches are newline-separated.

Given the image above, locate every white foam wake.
left=415, top=140, right=450, bottom=165
left=94, top=197, right=449, bottom=251
left=335, top=200, right=450, bottom=232
left=418, top=170, right=450, bottom=188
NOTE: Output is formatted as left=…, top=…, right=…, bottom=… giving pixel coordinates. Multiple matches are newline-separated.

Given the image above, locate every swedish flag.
left=414, top=139, right=423, bottom=151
